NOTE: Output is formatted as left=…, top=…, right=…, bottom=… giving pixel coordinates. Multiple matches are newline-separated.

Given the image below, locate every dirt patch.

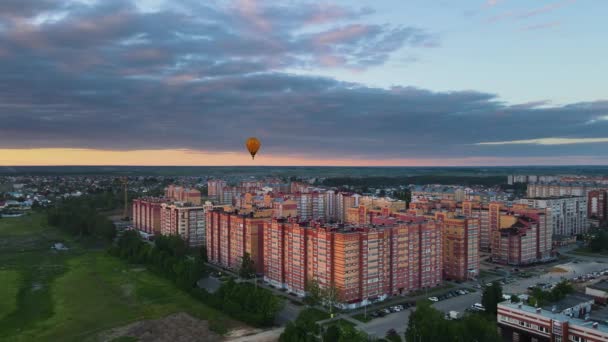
left=99, top=312, right=222, bottom=342
left=225, top=327, right=283, bottom=342
left=551, top=267, right=569, bottom=273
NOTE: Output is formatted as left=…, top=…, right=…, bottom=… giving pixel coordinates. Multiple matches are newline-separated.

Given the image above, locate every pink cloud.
left=314, top=25, right=370, bottom=46
left=305, top=4, right=349, bottom=25
left=520, top=21, right=561, bottom=31
left=236, top=0, right=272, bottom=32
left=317, top=55, right=347, bottom=67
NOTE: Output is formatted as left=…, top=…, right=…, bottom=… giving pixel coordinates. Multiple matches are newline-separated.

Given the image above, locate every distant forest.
left=322, top=175, right=507, bottom=187
left=1, top=165, right=607, bottom=177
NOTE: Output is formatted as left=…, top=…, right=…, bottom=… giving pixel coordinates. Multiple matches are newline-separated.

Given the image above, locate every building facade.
left=498, top=301, right=608, bottom=342
left=521, top=196, right=588, bottom=236
left=159, top=202, right=208, bottom=247
left=262, top=217, right=443, bottom=308
left=132, top=197, right=167, bottom=234
left=206, top=209, right=266, bottom=273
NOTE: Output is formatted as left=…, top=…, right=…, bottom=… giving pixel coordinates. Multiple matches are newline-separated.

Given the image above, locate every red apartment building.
left=588, top=190, right=608, bottom=227
left=434, top=215, right=480, bottom=281
left=262, top=217, right=443, bottom=308
left=165, top=185, right=202, bottom=205
left=206, top=209, right=266, bottom=274
left=132, top=197, right=168, bottom=234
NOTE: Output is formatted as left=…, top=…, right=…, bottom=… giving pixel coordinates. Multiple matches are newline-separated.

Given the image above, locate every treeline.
left=322, top=175, right=506, bottom=188
left=280, top=309, right=368, bottom=342
left=588, top=229, right=608, bottom=253
left=47, top=195, right=117, bottom=241
left=110, top=231, right=282, bottom=327
left=528, top=281, right=574, bottom=307
left=406, top=301, right=500, bottom=342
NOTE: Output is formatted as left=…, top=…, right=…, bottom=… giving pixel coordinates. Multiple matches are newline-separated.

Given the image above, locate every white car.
left=472, top=303, right=485, bottom=311
left=428, top=296, right=439, bottom=302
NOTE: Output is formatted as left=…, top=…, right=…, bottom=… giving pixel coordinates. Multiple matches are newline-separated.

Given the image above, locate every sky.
left=0, top=0, right=606, bottom=166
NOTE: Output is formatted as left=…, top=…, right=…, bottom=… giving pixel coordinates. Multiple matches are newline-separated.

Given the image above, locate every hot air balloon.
left=245, top=137, right=261, bottom=159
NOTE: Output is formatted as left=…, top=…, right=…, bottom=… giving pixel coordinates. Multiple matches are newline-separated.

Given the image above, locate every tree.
left=405, top=301, right=449, bottom=342
left=385, top=329, right=402, bottom=342
left=337, top=323, right=367, bottom=342
left=239, top=252, right=256, bottom=279
left=200, top=245, right=208, bottom=263
left=405, top=300, right=499, bottom=342
left=481, top=281, right=503, bottom=317
left=320, top=285, right=340, bottom=317
left=323, top=325, right=340, bottom=342
left=305, top=279, right=322, bottom=306
left=510, top=294, right=520, bottom=303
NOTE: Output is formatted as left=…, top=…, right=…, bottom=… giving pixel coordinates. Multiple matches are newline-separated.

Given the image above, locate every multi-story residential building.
left=520, top=196, right=588, bottom=236
left=437, top=215, right=480, bottom=281
left=325, top=190, right=337, bottom=220
left=295, top=191, right=326, bottom=221
left=588, top=190, right=607, bottom=227
left=527, top=183, right=589, bottom=198
left=206, top=209, right=266, bottom=273
left=207, top=179, right=226, bottom=201
left=271, top=198, right=298, bottom=218
left=165, top=185, right=201, bottom=205
left=159, top=202, right=209, bottom=247
left=132, top=197, right=167, bottom=234
left=497, top=300, right=608, bottom=342
left=263, top=216, right=443, bottom=308
left=336, top=193, right=360, bottom=223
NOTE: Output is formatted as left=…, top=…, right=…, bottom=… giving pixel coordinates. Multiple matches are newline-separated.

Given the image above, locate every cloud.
left=477, top=138, right=608, bottom=146
left=519, top=21, right=561, bottom=31
left=0, top=0, right=606, bottom=162
left=488, top=0, right=575, bottom=23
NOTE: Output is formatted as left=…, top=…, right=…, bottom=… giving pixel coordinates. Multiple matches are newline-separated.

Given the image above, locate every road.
left=275, top=301, right=303, bottom=326
left=357, top=308, right=412, bottom=338
left=503, top=259, right=608, bottom=294
left=432, top=291, right=482, bottom=314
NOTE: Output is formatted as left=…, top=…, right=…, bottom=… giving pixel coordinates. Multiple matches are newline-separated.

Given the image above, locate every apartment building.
left=588, top=190, right=607, bottom=227
left=207, top=179, right=226, bottom=201
left=165, top=185, right=201, bottom=205
left=263, top=217, right=442, bottom=308
left=132, top=197, right=167, bottom=234
left=521, top=196, right=588, bottom=236
left=206, top=209, right=266, bottom=273
left=159, top=202, right=209, bottom=247
left=527, top=183, right=590, bottom=198
left=437, top=215, right=480, bottom=281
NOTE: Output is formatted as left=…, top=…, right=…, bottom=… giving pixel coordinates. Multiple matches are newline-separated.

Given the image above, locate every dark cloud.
left=0, top=0, right=606, bottom=160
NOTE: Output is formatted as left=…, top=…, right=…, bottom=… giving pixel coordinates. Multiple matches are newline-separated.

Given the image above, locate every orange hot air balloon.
left=245, top=137, right=261, bottom=159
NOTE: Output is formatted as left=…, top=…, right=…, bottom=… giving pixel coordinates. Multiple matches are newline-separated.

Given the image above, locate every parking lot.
left=503, top=260, right=608, bottom=294
left=356, top=289, right=481, bottom=337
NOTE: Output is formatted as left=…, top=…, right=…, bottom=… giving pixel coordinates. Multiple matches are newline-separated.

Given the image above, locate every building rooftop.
left=500, top=301, right=608, bottom=333
left=540, top=293, right=595, bottom=313
left=589, top=280, right=608, bottom=292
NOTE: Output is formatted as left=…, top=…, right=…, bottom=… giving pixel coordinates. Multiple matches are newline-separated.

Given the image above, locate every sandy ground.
left=99, top=312, right=222, bottom=342
left=225, top=327, right=283, bottom=342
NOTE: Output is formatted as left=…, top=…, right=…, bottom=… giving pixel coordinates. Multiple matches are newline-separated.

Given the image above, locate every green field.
left=0, top=213, right=234, bottom=342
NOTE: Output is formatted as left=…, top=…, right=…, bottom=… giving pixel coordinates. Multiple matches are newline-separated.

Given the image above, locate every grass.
left=572, top=247, right=608, bottom=257
left=0, top=213, right=236, bottom=342
left=407, top=283, right=454, bottom=297
left=352, top=313, right=373, bottom=323
left=323, top=319, right=356, bottom=329
left=0, top=270, right=21, bottom=320
left=304, top=308, right=330, bottom=322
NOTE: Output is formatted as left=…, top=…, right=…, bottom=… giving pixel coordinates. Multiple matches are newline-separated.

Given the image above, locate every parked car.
left=472, top=303, right=485, bottom=311
left=428, top=296, right=439, bottom=302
